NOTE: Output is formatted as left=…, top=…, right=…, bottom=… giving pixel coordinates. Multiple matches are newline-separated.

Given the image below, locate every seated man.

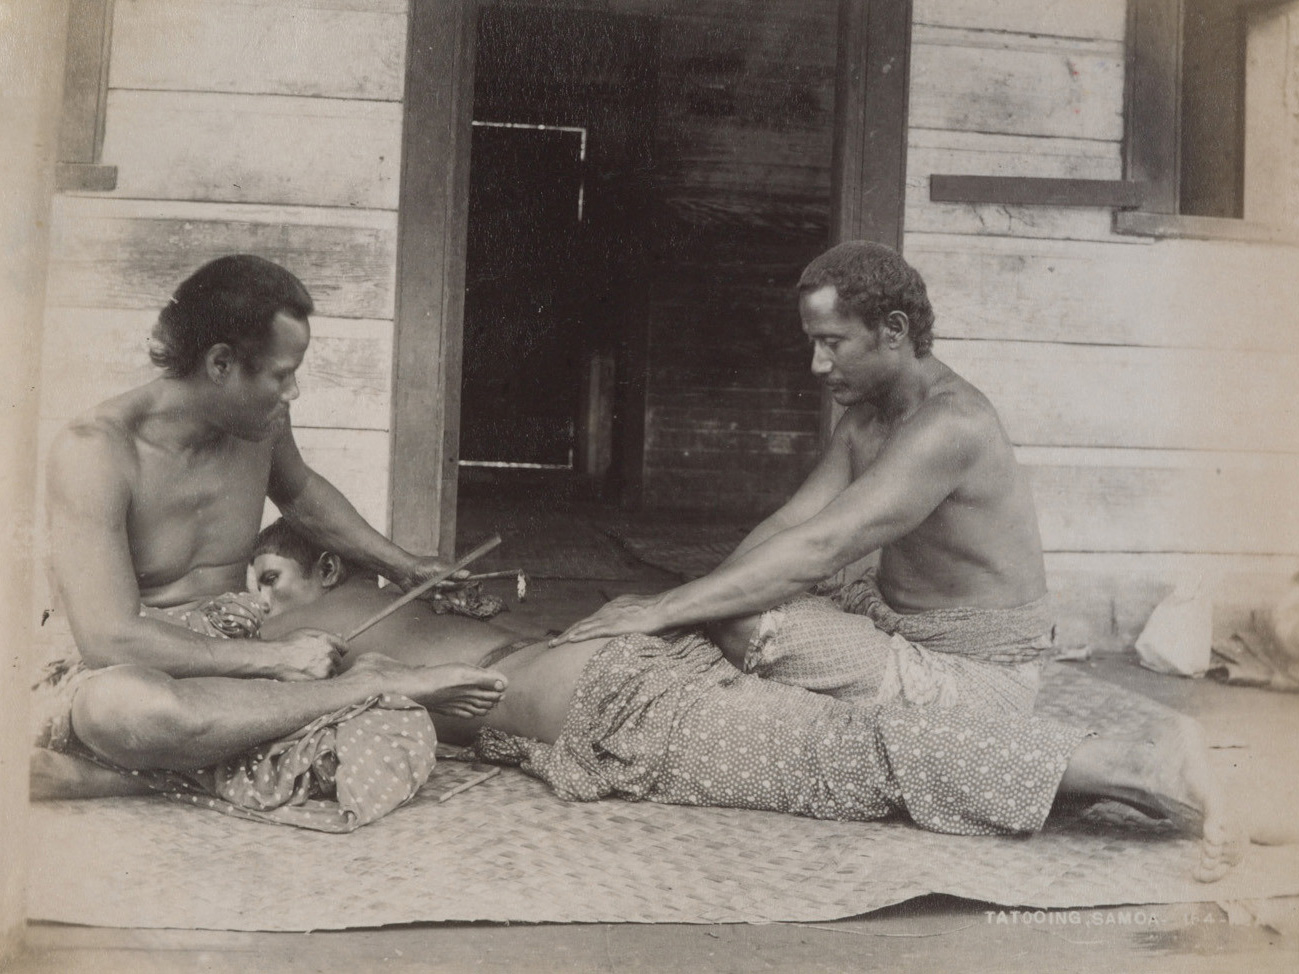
left=553, top=242, right=1058, bottom=718
left=31, top=254, right=509, bottom=811
left=249, top=521, right=1245, bottom=882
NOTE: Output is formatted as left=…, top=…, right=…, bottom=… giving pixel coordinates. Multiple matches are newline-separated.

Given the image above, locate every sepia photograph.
left=2, top=0, right=1297, bottom=971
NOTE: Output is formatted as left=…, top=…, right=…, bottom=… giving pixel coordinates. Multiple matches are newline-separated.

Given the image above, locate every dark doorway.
left=460, top=122, right=587, bottom=468
left=460, top=4, right=658, bottom=499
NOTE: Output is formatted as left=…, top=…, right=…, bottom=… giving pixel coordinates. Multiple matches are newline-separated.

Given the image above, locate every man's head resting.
left=251, top=518, right=369, bottom=618
left=797, top=241, right=935, bottom=357
left=149, top=254, right=314, bottom=378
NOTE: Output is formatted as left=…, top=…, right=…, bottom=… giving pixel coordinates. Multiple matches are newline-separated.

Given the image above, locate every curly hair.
left=149, top=255, right=314, bottom=378
left=797, top=241, right=934, bottom=356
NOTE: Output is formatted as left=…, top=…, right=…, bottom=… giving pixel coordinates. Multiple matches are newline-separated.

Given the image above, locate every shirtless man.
left=32, top=255, right=507, bottom=795
left=553, top=241, right=1053, bottom=714
left=250, top=519, right=1247, bottom=882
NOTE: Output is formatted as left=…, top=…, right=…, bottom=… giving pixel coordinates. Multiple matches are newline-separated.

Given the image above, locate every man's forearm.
left=658, top=527, right=850, bottom=629
left=78, top=617, right=275, bottom=679
left=279, top=473, right=418, bottom=583
left=717, top=511, right=795, bottom=569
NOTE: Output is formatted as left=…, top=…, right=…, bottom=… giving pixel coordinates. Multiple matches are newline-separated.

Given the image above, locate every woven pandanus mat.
left=27, top=667, right=1299, bottom=930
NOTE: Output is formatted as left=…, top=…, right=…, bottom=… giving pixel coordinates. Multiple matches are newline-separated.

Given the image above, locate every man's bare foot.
left=1062, top=715, right=1247, bottom=882
left=30, top=749, right=155, bottom=801
left=344, top=652, right=508, bottom=719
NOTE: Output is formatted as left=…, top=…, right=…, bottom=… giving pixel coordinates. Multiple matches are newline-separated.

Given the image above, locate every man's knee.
left=70, top=667, right=208, bottom=770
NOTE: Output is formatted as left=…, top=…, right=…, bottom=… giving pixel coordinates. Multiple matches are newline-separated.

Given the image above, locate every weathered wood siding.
left=37, top=0, right=405, bottom=560
left=906, top=0, right=1299, bottom=646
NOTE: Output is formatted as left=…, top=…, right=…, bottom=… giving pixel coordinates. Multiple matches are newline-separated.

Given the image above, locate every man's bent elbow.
left=798, top=531, right=861, bottom=585
left=75, top=627, right=149, bottom=670
left=70, top=668, right=212, bottom=770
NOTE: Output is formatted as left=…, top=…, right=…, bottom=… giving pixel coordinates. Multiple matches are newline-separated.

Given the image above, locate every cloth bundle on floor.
left=153, top=694, right=438, bottom=833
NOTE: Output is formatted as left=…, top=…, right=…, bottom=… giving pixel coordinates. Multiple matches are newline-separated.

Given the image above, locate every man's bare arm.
left=553, top=401, right=978, bottom=643
left=716, top=410, right=857, bottom=568
left=267, top=425, right=453, bottom=590
left=47, top=426, right=340, bottom=679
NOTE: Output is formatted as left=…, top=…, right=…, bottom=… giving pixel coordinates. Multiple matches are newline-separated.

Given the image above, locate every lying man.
left=246, top=519, right=1245, bottom=881
left=32, top=255, right=508, bottom=816
left=554, top=241, right=1056, bottom=722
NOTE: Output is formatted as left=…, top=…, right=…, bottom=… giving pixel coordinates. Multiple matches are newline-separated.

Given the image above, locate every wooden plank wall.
left=906, top=0, right=1299, bottom=647
left=36, top=0, right=407, bottom=606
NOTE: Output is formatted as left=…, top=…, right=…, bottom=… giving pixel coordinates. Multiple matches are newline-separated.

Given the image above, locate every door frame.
left=389, top=0, right=912, bottom=554
left=390, top=0, right=478, bottom=556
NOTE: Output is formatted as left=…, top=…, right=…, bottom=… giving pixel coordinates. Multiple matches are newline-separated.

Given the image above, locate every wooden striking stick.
left=343, top=534, right=502, bottom=642
left=435, top=765, right=501, bottom=803
left=463, top=568, right=524, bottom=581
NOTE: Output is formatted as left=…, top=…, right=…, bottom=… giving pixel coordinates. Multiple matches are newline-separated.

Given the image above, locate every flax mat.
left=27, top=667, right=1299, bottom=931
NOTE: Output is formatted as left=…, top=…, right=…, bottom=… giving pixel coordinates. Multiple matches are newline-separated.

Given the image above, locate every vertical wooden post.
left=823, top=0, right=913, bottom=442
left=0, top=0, right=71, bottom=959
left=1125, top=0, right=1183, bottom=215
left=390, top=0, right=478, bottom=557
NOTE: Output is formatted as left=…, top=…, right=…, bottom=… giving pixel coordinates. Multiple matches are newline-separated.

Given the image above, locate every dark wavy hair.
left=797, top=241, right=935, bottom=356
left=252, top=518, right=361, bottom=581
left=149, top=255, right=313, bottom=378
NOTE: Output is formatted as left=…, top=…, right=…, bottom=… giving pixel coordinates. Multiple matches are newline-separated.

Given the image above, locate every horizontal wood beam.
left=1115, top=210, right=1299, bottom=244
left=929, top=175, right=1150, bottom=207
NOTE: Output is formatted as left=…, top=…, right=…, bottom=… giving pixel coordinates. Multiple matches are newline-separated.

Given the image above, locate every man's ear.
left=316, top=552, right=345, bottom=590
left=882, top=311, right=910, bottom=349
left=205, top=343, right=236, bottom=384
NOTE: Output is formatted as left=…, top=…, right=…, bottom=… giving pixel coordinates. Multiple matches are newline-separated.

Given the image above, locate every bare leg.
left=70, top=655, right=507, bottom=772
left=345, top=654, right=508, bottom=720
left=1059, top=714, right=1247, bottom=882
left=30, top=749, right=155, bottom=800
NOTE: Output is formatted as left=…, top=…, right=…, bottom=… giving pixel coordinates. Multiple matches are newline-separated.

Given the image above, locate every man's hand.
left=550, top=593, right=673, bottom=646
left=261, top=628, right=347, bottom=681
left=394, top=554, right=471, bottom=594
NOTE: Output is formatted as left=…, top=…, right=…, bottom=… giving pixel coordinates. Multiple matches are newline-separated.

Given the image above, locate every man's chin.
left=234, top=418, right=288, bottom=442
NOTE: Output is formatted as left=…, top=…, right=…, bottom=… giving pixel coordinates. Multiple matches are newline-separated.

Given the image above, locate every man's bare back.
left=260, top=578, right=530, bottom=671
left=260, top=577, right=602, bottom=746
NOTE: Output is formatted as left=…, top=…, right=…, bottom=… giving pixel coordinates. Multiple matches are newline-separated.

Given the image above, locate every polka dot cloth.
left=476, top=633, right=1088, bottom=836
left=745, top=594, right=1045, bottom=714
left=140, top=694, right=438, bottom=833
left=742, top=570, right=1054, bottom=714
left=33, top=594, right=437, bottom=832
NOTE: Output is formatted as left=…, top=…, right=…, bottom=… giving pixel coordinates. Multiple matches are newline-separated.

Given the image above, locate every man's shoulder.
left=48, top=402, right=141, bottom=488
left=919, top=370, right=1003, bottom=435
left=891, top=377, right=1009, bottom=472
